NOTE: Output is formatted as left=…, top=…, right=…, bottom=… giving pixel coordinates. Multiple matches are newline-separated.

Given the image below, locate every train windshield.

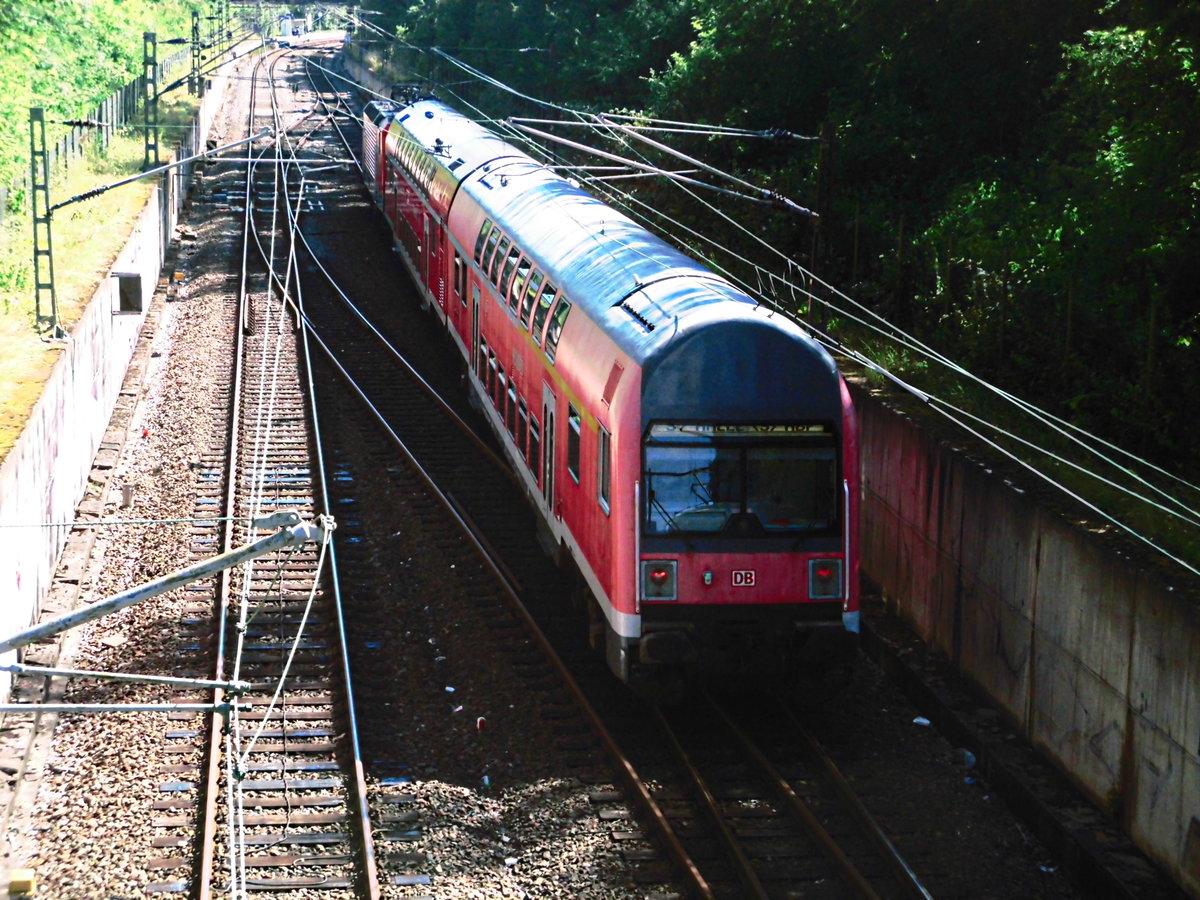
left=642, top=423, right=837, bottom=536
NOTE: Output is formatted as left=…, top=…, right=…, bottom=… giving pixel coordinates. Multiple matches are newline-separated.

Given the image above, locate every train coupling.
left=638, top=629, right=697, bottom=665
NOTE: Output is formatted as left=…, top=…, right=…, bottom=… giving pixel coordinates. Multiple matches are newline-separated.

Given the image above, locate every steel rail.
left=278, top=168, right=715, bottom=900
left=248, top=62, right=519, bottom=487
left=195, top=44, right=272, bottom=900
left=303, top=332, right=713, bottom=898
left=772, top=695, right=934, bottom=900
left=704, top=691, right=932, bottom=900
left=283, top=49, right=382, bottom=900
left=649, top=702, right=771, bottom=899
left=269, top=51, right=711, bottom=898
left=302, top=57, right=365, bottom=179
left=706, top=694, right=881, bottom=899
left=231, top=47, right=382, bottom=898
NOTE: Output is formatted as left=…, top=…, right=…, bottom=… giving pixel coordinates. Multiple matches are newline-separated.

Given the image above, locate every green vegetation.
left=0, top=0, right=215, bottom=460
left=378, top=0, right=1199, bottom=486
left=370, top=1, right=1200, bottom=567
left=0, top=0, right=204, bottom=193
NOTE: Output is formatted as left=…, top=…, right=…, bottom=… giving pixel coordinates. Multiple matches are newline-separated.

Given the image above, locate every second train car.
left=361, top=94, right=860, bottom=695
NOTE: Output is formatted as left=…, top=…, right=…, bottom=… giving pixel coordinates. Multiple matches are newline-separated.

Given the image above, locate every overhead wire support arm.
left=49, top=130, right=272, bottom=213
left=0, top=663, right=252, bottom=696
left=596, top=115, right=818, bottom=218
left=0, top=511, right=328, bottom=656
left=507, top=120, right=816, bottom=215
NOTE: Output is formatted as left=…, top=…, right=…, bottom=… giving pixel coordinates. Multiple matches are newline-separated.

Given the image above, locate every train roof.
left=375, top=97, right=835, bottom=380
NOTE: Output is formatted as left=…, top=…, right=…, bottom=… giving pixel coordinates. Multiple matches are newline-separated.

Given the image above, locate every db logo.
left=732, top=570, right=756, bottom=587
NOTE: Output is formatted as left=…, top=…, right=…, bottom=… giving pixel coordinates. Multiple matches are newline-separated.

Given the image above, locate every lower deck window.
left=529, top=417, right=541, bottom=483
left=518, top=400, right=529, bottom=457
left=506, top=382, right=518, bottom=436
left=567, top=405, right=581, bottom=482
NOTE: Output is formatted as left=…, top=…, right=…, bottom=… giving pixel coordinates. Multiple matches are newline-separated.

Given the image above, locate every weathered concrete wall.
left=854, top=382, right=1200, bottom=895
left=0, top=199, right=161, bottom=686
left=0, top=59, right=237, bottom=697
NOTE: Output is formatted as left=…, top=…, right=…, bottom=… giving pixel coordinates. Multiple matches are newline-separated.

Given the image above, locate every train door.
left=471, top=284, right=480, bottom=373
left=424, top=215, right=444, bottom=309
left=435, top=224, right=446, bottom=309
left=542, top=385, right=557, bottom=519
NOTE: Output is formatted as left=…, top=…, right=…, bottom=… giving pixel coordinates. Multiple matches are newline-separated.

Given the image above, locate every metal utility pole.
left=190, top=11, right=202, bottom=95
left=27, top=129, right=269, bottom=336
left=28, top=108, right=61, bottom=337
left=143, top=32, right=160, bottom=169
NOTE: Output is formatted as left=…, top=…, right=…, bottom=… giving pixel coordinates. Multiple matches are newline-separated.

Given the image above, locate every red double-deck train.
left=361, top=93, right=860, bottom=695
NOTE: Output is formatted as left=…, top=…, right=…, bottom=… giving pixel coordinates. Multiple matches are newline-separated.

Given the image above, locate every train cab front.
left=627, top=419, right=859, bottom=699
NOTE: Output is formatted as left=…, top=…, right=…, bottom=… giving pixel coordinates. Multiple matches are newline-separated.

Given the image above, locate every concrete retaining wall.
left=854, top=382, right=1200, bottom=895
left=0, top=59, right=239, bottom=696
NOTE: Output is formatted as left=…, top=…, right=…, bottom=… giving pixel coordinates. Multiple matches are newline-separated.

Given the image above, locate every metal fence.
left=1, top=46, right=190, bottom=224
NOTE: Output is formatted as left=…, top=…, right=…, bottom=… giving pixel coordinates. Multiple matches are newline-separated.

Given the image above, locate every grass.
left=0, top=94, right=198, bottom=464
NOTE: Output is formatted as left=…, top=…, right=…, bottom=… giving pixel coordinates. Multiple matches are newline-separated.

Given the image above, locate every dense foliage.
left=381, top=0, right=1200, bottom=478
left=0, top=0, right=206, bottom=195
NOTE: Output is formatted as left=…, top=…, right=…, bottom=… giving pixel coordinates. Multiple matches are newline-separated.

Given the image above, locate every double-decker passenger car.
left=362, top=94, right=860, bottom=695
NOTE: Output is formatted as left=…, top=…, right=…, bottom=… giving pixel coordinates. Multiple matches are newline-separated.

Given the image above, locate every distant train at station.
left=360, top=93, right=861, bottom=696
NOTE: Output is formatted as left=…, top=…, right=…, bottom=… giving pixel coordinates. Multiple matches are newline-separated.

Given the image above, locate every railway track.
left=0, top=32, right=1107, bottom=900
left=268, top=44, right=937, bottom=900
left=138, top=46, right=380, bottom=897
left=643, top=691, right=932, bottom=898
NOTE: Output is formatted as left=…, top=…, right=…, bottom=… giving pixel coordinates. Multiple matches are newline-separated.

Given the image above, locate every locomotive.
left=361, top=94, right=860, bottom=696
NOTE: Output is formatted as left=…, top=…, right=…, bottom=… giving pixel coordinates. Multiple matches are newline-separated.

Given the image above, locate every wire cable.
left=327, top=29, right=1200, bottom=574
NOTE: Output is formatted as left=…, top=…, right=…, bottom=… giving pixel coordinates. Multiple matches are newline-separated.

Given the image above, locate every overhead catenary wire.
left=421, top=49, right=1200, bottom=506
left=222, top=50, right=342, bottom=894
left=325, top=26, right=1199, bottom=573
left=508, top=120, right=812, bottom=212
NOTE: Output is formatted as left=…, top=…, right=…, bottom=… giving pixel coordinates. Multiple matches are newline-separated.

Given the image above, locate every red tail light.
left=809, top=559, right=843, bottom=600
left=642, top=560, right=678, bottom=602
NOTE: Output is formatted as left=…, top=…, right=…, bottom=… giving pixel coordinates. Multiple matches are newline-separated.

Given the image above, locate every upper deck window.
left=544, top=297, right=572, bottom=362
left=482, top=228, right=502, bottom=272
left=499, top=247, right=522, bottom=297
left=489, top=237, right=511, bottom=283
left=508, top=259, right=532, bottom=313
left=531, top=284, right=557, bottom=339
left=520, top=271, right=543, bottom=326
left=474, top=220, right=493, bottom=264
